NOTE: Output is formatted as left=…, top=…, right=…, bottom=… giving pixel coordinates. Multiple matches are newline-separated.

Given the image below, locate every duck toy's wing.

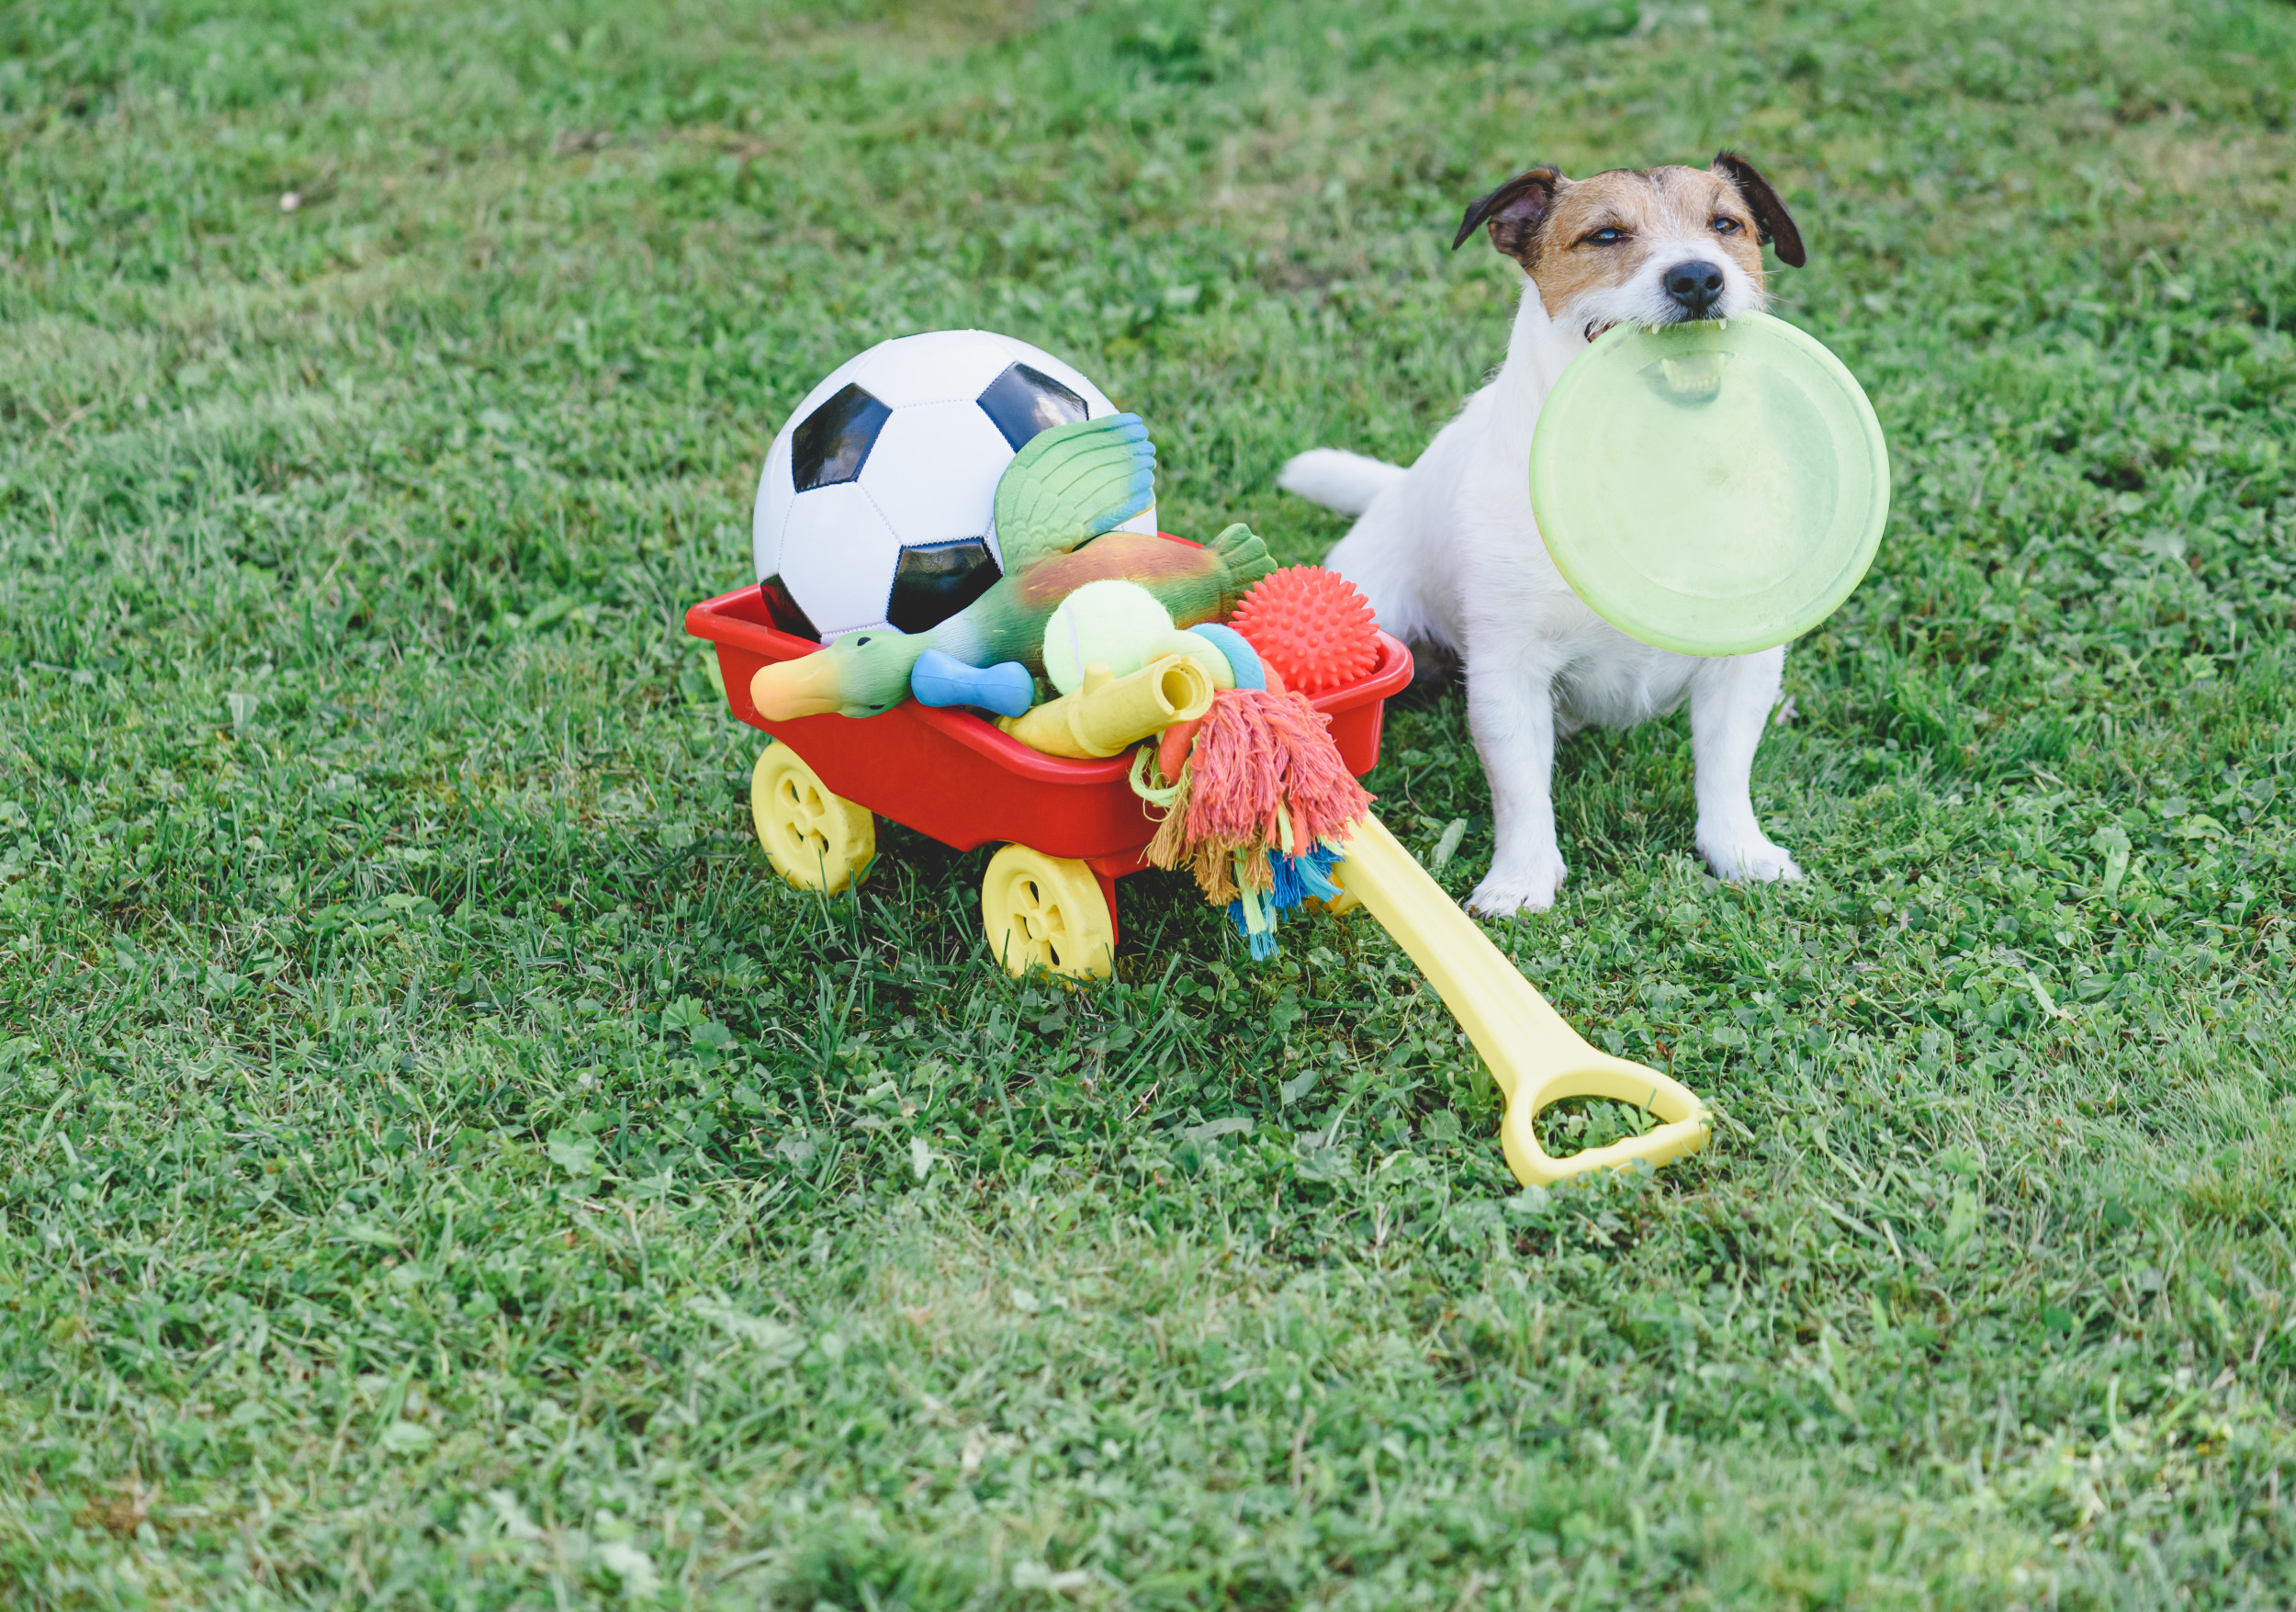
left=990, top=412, right=1156, bottom=569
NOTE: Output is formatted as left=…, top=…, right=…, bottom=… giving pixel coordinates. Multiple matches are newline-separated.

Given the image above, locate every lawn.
left=4, top=0, right=2295, bottom=1605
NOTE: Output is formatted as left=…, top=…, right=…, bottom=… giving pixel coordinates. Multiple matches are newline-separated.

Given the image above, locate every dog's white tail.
left=1277, top=448, right=1406, bottom=516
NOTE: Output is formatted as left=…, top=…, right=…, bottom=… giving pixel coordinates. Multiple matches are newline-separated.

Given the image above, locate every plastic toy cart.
left=684, top=562, right=1413, bottom=979
left=686, top=563, right=1714, bottom=1187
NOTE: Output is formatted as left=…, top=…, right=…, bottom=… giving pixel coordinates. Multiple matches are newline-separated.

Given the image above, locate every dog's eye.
left=1583, top=226, right=1627, bottom=246
left=1712, top=216, right=1742, bottom=233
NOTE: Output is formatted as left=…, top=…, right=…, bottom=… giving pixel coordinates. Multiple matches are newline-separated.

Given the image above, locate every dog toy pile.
left=748, top=413, right=1272, bottom=741
left=745, top=405, right=1398, bottom=960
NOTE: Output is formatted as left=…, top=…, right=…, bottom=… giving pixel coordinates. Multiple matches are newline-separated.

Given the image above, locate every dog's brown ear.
left=1712, top=152, right=1806, bottom=267
left=1452, top=166, right=1565, bottom=261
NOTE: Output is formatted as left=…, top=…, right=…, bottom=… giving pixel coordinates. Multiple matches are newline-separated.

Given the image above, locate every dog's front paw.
left=1468, top=859, right=1569, bottom=919
left=1701, top=836, right=1803, bottom=885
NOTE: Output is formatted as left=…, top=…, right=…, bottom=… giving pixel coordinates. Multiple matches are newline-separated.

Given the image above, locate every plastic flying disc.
left=1527, top=311, right=1889, bottom=657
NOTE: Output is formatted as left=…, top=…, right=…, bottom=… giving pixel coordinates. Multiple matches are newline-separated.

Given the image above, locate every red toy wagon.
left=683, top=558, right=1412, bottom=979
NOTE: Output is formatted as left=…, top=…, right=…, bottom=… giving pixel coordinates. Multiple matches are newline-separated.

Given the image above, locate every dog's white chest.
left=1550, top=637, right=1696, bottom=732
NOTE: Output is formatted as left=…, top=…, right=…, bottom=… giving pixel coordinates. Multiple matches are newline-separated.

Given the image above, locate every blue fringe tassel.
left=1224, top=840, right=1347, bottom=960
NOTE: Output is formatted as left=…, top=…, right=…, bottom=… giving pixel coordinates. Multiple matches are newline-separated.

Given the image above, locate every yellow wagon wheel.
left=981, top=845, right=1115, bottom=981
left=750, top=743, right=875, bottom=893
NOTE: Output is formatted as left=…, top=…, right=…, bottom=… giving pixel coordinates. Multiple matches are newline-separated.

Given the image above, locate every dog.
left=1279, top=152, right=1809, bottom=919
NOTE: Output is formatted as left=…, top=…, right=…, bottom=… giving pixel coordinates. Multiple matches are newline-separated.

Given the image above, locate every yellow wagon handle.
left=1330, top=816, right=1710, bottom=1187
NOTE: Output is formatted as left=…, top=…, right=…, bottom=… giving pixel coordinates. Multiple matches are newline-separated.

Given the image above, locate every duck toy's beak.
left=749, top=651, right=851, bottom=720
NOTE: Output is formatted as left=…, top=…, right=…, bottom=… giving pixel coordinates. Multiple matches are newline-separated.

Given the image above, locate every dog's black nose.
left=1662, top=260, right=1727, bottom=318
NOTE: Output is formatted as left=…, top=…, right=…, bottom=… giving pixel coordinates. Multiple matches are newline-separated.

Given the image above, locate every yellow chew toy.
left=1331, top=816, right=1710, bottom=1185
left=1143, top=628, right=1234, bottom=690
left=998, top=655, right=1215, bottom=759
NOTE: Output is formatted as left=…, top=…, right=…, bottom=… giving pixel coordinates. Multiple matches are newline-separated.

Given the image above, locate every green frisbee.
left=1527, top=311, right=1889, bottom=658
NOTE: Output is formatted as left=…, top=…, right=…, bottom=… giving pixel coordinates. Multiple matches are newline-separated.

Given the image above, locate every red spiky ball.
left=1228, top=566, right=1380, bottom=695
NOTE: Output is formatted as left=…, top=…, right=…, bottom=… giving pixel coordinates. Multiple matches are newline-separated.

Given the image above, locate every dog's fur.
left=1280, top=153, right=1808, bottom=918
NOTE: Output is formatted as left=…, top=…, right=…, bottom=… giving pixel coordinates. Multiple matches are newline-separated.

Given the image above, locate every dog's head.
left=1453, top=152, right=1805, bottom=342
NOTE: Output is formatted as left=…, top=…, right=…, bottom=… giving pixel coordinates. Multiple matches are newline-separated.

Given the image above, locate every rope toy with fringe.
left=1130, top=686, right=1372, bottom=957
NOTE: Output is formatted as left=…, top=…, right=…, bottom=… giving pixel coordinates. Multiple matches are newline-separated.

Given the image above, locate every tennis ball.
left=1041, top=580, right=1175, bottom=695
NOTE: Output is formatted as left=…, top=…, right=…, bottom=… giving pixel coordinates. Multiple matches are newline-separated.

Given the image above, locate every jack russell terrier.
left=1280, top=152, right=1809, bottom=919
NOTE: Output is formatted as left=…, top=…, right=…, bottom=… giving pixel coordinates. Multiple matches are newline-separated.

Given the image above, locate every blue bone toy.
left=909, top=648, right=1035, bottom=717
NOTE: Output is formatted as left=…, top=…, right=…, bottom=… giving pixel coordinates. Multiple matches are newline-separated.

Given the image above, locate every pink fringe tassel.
left=1141, top=688, right=1371, bottom=903
left=1186, top=688, right=1370, bottom=848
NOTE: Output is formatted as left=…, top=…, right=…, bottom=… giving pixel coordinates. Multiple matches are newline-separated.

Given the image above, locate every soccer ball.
left=754, top=331, right=1154, bottom=641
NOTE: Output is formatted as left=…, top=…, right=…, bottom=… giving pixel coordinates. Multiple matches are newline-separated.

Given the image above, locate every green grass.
left=4, top=0, right=2295, bottom=1605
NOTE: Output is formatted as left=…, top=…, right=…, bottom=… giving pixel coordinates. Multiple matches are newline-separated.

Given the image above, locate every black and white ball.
left=754, top=331, right=1154, bottom=640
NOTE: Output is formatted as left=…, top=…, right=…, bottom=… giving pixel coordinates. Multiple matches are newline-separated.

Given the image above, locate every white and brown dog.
left=1281, top=153, right=1809, bottom=918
